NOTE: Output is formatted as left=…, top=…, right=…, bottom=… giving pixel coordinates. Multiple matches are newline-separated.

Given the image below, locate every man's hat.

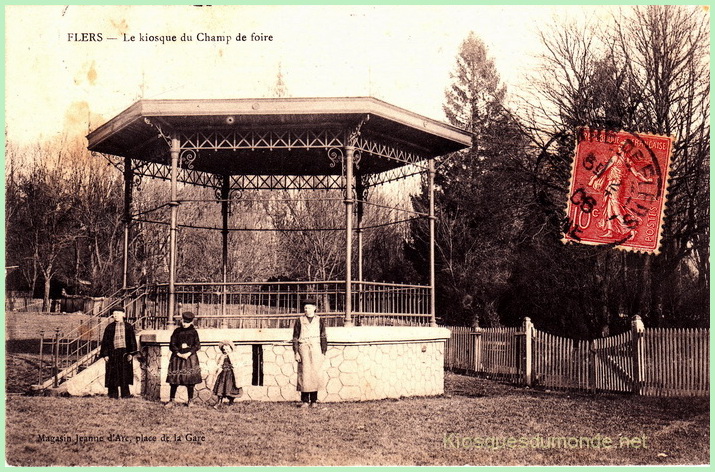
left=181, top=311, right=196, bottom=322
left=301, top=297, right=317, bottom=307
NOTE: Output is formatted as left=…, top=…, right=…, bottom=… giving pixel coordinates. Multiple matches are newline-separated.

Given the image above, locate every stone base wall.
left=63, top=349, right=142, bottom=397
left=140, top=327, right=448, bottom=403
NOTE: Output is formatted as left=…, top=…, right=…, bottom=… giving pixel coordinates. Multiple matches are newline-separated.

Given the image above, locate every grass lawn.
left=5, top=373, right=708, bottom=466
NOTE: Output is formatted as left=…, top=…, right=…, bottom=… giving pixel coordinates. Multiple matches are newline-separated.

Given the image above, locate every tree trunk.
left=42, top=272, right=51, bottom=312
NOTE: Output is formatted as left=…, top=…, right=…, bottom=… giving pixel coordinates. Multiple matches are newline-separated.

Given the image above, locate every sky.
left=5, top=5, right=615, bottom=146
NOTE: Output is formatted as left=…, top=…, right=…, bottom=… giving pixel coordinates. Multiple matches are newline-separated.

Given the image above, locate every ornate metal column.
left=344, top=145, right=355, bottom=327
left=168, top=136, right=180, bottom=326
left=428, top=159, right=437, bottom=327
left=356, top=175, right=366, bottom=314
left=122, top=156, right=133, bottom=290
left=220, top=175, right=230, bottom=325
left=343, top=116, right=368, bottom=326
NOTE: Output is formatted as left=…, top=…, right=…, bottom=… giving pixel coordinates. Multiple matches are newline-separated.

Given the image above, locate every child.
left=165, top=311, right=202, bottom=407
left=212, top=340, right=243, bottom=408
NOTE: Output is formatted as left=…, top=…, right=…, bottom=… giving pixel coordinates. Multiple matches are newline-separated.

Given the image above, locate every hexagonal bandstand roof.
left=87, top=97, right=471, bottom=189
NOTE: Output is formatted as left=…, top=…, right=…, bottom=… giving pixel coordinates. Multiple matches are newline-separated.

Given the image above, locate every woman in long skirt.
left=165, top=311, right=202, bottom=407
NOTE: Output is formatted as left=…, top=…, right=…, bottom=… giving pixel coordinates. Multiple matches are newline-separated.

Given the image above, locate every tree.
left=268, top=191, right=345, bottom=282
left=443, top=32, right=507, bottom=144
left=7, top=138, right=85, bottom=309
left=7, top=133, right=128, bottom=306
left=359, top=188, right=420, bottom=284
left=70, top=141, right=124, bottom=294
left=510, top=5, right=709, bottom=334
left=409, top=32, right=528, bottom=327
left=6, top=141, right=39, bottom=296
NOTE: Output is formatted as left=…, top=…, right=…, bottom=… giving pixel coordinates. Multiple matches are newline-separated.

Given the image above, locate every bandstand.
left=86, top=97, right=471, bottom=402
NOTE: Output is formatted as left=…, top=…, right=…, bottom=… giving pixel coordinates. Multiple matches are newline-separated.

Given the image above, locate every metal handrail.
left=36, top=285, right=150, bottom=390
left=36, top=280, right=433, bottom=390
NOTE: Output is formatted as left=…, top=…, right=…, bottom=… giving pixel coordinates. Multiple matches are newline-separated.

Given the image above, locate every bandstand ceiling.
left=87, top=97, right=472, bottom=187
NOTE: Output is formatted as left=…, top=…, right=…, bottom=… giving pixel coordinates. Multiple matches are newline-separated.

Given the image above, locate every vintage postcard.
left=5, top=4, right=708, bottom=468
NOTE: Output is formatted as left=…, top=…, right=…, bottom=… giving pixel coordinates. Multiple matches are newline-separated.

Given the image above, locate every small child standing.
left=212, top=340, right=243, bottom=408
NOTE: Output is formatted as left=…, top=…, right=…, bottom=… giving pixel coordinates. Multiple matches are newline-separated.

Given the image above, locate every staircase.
left=34, top=285, right=156, bottom=392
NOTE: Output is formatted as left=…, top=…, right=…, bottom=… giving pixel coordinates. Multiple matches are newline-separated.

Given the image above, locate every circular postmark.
left=565, top=129, right=672, bottom=252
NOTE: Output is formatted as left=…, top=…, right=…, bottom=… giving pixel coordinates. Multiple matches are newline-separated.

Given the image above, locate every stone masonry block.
left=330, top=353, right=343, bottom=368
left=340, top=372, right=360, bottom=387
left=343, top=345, right=359, bottom=360
left=197, top=349, right=209, bottom=363
left=281, top=385, right=299, bottom=402
left=338, top=359, right=357, bottom=374
left=280, top=362, right=295, bottom=377
left=276, top=372, right=289, bottom=387
left=326, top=377, right=341, bottom=395
left=262, top=347, right=276, bottom=362
left=326, top=347, right=340, bottom=360
left=266, top=386, right=281, bottom=401
left=339, top=385, right=362, bottom=401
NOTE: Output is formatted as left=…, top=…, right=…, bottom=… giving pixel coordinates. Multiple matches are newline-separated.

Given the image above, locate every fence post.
left=631, top=315, right=645, bottom=395
left=472, top=326, right=482, bottom=372
left=588, top=340, right=596, bottom=394
left=52, top=327, right=61, bottom=388
left=523, top=317, right=534, bottom=387
left=471, top=327, right=483, bottom=373
left=38, top=330, right=45, bottom=386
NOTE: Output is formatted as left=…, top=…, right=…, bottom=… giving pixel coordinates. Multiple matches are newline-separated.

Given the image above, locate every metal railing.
left=36, top=286, right=152, bottom=390
left=34, top=279, right=432, bottom=390
left=157, top=280, right=431, bottom=326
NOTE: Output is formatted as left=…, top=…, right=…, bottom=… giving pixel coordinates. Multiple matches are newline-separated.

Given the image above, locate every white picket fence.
left=443, top=317, right=709, bottom=397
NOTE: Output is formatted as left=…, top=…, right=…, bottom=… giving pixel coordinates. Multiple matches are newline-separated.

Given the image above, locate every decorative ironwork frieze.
left=327, top=147, right=343, bottom=168
left=96, top=152, right=125, bottom=172
left=214, top=187, right=243, bottom=216
left=166, top=125, right=428, bottom=173
left=132, top=174, right=143, bottom=192
left=99, top=152, right=423, bottom=190
left=178, top=129, right=345, bottom=151
left=355, top=136, right=428, bottom=169
left=229, top=174, right=343, bottom=191
left=364, top=164, right=425, bottom=187
left=119, top=158, right=343, bottom=191
left=354, top=149, right=364, bottom=169
left=143, top=118, right=172, bottom=147
left=180, top=149, right=198, bottom=169
left=347, top=114, right=370, bottom=147
left=213, top=187, right=243, bottom=201
left=131, top=159, right=222, bottom=189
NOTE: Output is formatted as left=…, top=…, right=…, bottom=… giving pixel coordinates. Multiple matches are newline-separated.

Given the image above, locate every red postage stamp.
left=563, top=128, right=674, bottom=253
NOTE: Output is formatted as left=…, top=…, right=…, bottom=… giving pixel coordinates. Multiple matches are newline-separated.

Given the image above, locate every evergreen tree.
left=409, top=32, right=528, bottom=327
left=443, top=32, right=506, bottom=147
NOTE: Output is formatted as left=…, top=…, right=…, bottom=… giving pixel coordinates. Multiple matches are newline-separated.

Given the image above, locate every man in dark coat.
left=99, top=310, right=137, bottom=399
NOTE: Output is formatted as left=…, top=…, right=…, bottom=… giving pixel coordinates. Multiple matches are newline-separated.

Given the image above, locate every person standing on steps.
left=99, top=309, right=137, bottom=399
